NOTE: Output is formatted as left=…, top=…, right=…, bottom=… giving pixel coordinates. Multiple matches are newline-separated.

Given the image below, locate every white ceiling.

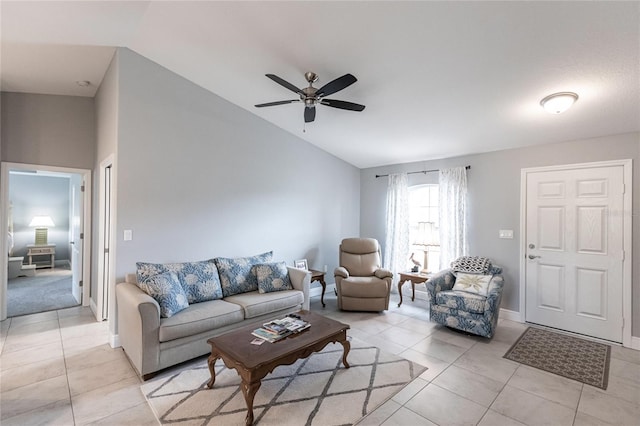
left=2, top=1, right=638, bottom=168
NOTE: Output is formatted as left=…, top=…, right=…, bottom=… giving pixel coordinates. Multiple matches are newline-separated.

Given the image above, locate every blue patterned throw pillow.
left=214, top=251, right=273, bottom=297
left=137, top=272, right=189, bottom=318
left=253, top=262, right=293, bottom=293
left=136, top=260, right=223, bottom=303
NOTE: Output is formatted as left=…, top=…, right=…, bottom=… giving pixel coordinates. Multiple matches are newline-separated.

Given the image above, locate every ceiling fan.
left=255, top=72, right=365, bottom=123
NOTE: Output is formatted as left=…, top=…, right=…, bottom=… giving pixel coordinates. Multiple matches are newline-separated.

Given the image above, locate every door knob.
left=528, top=254, right=541, bottom=260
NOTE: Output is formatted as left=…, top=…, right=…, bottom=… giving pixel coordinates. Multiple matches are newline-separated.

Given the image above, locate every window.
left=408, top=185, right=440, bottom=272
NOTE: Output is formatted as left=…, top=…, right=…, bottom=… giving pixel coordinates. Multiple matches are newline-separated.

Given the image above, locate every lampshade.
left=540, top=92, right=578, bottom=114
left=29, top=216, right=55, bottom=227
left=415, top=222, right=439, bottom=246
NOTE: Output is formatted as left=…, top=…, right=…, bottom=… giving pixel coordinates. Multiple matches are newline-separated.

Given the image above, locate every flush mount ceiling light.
left=540, top=92, right=579, bottom=114
left=76, top=80, right=91, bottom=87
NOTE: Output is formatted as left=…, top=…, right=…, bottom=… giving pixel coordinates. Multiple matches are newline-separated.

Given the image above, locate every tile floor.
left=1, top=291, right=639, bottom=425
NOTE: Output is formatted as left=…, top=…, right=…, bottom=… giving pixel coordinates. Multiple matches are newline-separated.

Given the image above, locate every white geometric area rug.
left=141, top=337, right=427, bottom=426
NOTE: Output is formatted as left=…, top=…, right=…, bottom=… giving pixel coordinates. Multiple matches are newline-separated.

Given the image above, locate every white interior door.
left=70, top=175, right=83, bottom=304
left=524, top=165, right=624, bottom=342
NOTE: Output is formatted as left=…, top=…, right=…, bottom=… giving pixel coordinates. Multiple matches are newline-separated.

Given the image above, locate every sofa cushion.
left=452, top=273, right=493, bottom=296
left=138, top=272, right=189, bottom=318
left=136, top=260, right=223, bottom=303
left=214, top=251, right=273, bottom=297
left=159, top=299, right=244, bottom=342
left=435, top=290, right=486, bottom=314
left=253, top=262, right=292, bottom=293
left=224, top=290, right=303, bottom=319
left=340, top=277, right=389, bottom=298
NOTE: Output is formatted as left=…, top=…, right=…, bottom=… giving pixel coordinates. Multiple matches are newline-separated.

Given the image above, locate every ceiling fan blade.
left=320, top=99, right=366, bottom=111
left=265, top=74, right=303, bottom=94
left=255, top=100, right=299, bottom=108
left=304, top=106, right=316, bottom=123
left=316, top=74, right=357, bottom=97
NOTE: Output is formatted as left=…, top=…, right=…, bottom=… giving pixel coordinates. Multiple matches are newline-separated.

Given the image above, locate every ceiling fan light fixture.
left=540, top=92, right=578, bottom=114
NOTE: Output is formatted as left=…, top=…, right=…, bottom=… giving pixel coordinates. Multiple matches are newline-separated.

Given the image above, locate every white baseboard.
left=631, top=336, right=640, bottom=351
left=110, top=333, right=120, bottom=348
left=500, top=308, right=523, bottom=322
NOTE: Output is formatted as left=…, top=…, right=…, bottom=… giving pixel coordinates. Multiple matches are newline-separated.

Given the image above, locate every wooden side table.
left=397, top=271, right=431, bottom=307
left=26, top=244, right=56, bottom=269
left=309, top=269, right=327, bottom=307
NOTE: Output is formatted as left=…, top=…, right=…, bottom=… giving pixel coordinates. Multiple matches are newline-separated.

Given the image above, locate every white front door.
left=70, top=175, right=84, bottom=304
left=524, top=164, right=625, bottom=342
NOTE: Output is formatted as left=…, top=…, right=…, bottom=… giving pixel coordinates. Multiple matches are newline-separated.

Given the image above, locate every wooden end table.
left=206, top=311, right=350, bottom=425
left=309, top=269, right=327, bottom=307
left=26, top=244, right=56, bottom=269
left=397, top=271, right=431, bottom=307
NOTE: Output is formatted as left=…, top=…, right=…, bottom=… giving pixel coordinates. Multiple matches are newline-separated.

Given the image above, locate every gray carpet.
left=7, top=269, right=79, bottom=317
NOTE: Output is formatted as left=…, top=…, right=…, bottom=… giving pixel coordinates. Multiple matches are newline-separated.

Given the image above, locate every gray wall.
left=1, top=92, right=95, bottom=169
left=112, top=48, right=360, bottom=285
left=8, top=174, right=70, bottom=261
left=361, top=132, right=640, bottom=337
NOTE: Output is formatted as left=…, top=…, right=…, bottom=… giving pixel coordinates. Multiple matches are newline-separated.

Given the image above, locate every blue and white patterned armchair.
left=426, top=261, right=504, bottom=338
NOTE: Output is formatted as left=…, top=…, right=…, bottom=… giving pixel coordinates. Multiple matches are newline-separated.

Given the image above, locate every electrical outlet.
left=323, top=265, right=328, bottom=272
left=124, top=230, right=133, bottom=241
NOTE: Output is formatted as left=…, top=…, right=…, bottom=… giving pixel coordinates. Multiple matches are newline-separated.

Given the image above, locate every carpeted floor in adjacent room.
left=7, top=267, right=79, bottom=317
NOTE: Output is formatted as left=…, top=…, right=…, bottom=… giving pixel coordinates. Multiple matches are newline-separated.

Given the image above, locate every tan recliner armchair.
left=334, top=238, right=393, bottom=312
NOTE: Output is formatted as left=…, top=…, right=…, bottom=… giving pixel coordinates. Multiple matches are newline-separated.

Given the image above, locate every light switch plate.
left=124, top=230, right=133, bottom=241
left=499, top=229, right=514, bottom=239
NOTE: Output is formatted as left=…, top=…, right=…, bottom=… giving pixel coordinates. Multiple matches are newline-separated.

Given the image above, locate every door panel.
left=538, top=207, right=564, bottom=250
left=525, top=165, right=623, bottom=342
left=575, top=268, right=606, bottom=319
left=70, top=175, right=83, bottom=304
left=537, top=264, right=564, bottom=311
left=577, top=206, right=606, bottom=253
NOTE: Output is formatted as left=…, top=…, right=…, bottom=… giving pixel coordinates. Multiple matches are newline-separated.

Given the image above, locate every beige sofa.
left=116, top=266, right=310, bottom=379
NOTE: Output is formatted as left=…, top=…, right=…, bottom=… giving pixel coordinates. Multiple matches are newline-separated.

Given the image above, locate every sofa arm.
left=116, top=282, right=162, bottom=378
left=287, top=266, right=311, bottom=311
left=425, top=269, right=456, bottom=305
left=484, top=275, right=505, bottom=318
left=374, top=268, right=393, bottom=279
left=334, top=267, right=349, bottom=279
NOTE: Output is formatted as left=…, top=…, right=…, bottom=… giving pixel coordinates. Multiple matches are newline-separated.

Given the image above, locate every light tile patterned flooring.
left=1, top=291, right=639, bottom=425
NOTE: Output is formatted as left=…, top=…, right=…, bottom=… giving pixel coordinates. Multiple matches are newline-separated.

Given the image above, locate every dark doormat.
left=504, top=326, right=611, bottom=390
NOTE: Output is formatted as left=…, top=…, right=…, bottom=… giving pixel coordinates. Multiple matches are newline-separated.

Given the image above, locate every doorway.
left=520, top=159, right=632, bottom=346
left=0, top=162, right=92, bottom=321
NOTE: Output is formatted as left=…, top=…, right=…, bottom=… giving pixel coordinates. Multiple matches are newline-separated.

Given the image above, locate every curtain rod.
left=375, top=165, right=471, bottom=178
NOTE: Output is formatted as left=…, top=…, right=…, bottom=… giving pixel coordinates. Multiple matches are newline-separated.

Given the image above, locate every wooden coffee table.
left=206, top=310, right=350, bottom=425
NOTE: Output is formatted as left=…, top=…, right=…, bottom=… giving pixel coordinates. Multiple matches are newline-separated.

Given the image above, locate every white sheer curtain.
left=383, top=173, right=410, bottom=280
left=438, top=167, right=468, bottom=269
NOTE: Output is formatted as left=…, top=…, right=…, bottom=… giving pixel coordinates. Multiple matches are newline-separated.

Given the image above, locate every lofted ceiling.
left=1, top=1, right=638, bottom=168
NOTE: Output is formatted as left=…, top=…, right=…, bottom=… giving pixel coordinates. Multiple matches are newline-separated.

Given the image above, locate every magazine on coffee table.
left=252, top=315, right=310, bottom=343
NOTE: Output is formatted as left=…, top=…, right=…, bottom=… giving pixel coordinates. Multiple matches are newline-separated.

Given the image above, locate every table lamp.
left=29, top=216, right=55, bottom=245
left=415, top=221, right=439, bottom=273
